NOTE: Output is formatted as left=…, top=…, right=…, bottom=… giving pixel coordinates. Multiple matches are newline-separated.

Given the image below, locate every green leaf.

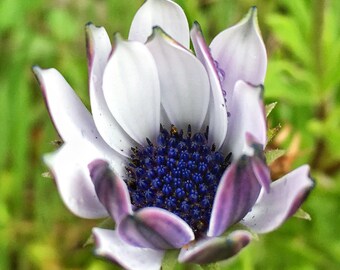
left=266, top=14, right=312, bottom=66
left=293, top=208, right=311, bottom=221
left=266, top=102, right=278, bottom=117
left=265, top=149, right=286, bottom=165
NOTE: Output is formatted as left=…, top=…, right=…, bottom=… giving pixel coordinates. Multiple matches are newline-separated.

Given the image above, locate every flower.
left=33, top=0, right=314, bottom=269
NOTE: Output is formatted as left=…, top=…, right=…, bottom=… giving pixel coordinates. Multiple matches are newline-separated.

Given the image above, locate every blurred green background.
left=1, top=0, right=340, bottom=269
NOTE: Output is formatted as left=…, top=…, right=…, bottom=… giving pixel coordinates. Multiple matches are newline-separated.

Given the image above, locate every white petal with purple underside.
left=33, top=66, right=123, bottom=165
left=241, top=165, right=314, bottom=233
left=93, top=228, right=164, bottom=270
left=210, top=7, right=267, bottom=105
left=129, top=0, right=189, bottom=48
left=44, top=143, right=108, bottom=219
left=147, top=28, right=210, bottom=133
left=33, top=67, right=102, bottom=144
left=222, top=81, right=266, bottom=161
left=191, top=22, right=228, bottom=149
left=179, top=230, right=252, bottom=264
left=208, top=153, right=267, bottom=237
left=86, top=24, right=135, bottom=157
left=88, top=160, right=132, bottom=224
left=118, top=207, right=194, bottom=250
left=103, top=37, right=160, bottom=144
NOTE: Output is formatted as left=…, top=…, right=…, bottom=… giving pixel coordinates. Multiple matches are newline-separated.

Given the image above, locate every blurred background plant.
left=0, top=0, right=339, bottom=269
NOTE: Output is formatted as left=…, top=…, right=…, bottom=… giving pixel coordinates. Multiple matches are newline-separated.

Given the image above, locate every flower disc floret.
left=125, top=125, right=231, bottom=235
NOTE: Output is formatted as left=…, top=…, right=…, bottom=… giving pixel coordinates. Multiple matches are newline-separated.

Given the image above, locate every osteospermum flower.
left=33, top=0, right=314, bottom=269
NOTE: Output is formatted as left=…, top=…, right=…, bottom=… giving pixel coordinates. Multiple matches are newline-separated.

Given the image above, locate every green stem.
left=310, top=0, right=327, bottom=169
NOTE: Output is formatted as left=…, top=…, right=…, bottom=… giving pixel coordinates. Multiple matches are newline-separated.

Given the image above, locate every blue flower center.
left=125, top=125, right=231, bottom=236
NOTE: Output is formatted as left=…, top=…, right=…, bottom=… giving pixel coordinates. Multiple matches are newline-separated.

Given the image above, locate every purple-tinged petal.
left=33, top=67, right=102, bottom=144
left=86, top=23, right=135, bottom=157
left=129, top=0, right=190, bottom=48
left=246, top=133, right=271, bottom=193
left=93, top=228, right=164, bottom=270
left=210, top=7, right=267, bottom=105
left=251, top=156, right=270, bottom=193
left=222, top=81, right=266, bottom=161
left=241, top=165, right=314, bottom=233
left=190, top=22, right=228, bottom=149
left=33, top=66, right=123, bottom=165
left=103, top=36, right=160, bottom=145
left=179, top=230, right=252, bottom=264
left=88, top=160, right=132, bottom=224
left=44, top=144, right=108, bottom=219
left=118, top=207, right=195, bottom=250
left=208, top=151, right=269, bottom=237
left=146, top=27, right=210, bottom=133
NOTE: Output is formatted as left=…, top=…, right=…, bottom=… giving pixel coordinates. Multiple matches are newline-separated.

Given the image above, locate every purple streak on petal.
left=89, top=159, right=132, bottom=224
left=178, top=230, right=252, bottom=264
left=241, top=165, right=314, bottom=233
left=190, top=22, right=228, bottom=149
left=251, top=156, right=270, bottom=193
left=93, top=228, right=164, bottom=270
left=208, top=152, right=266, bottom=237
left=118, top=207, right=194, bottom=250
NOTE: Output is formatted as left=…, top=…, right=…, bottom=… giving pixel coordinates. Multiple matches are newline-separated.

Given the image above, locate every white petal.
left=210, top=7, right=267, bottom=105
left=146, top=28, right=210, bottom=133
left=222, top=81, right=266, bottom=161
left=86, top=24, right=135, bottom=157
left=44, top=143, right=108, bottom=219
left=93, top=228, right=164, bottom=270
left=33, top=66, right=123, bottom=162
left=191, top=22, right=228, bottom=149
left=129, top=0, right=189, bottom=48
left=103, top=37, right=160, bottom=144
left=241, top=165, right=314, bottom=233
left=33, top=67, right=101, bottom=144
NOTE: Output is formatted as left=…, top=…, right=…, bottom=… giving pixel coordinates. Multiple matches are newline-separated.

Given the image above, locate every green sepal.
left=266, top=102, right=278, bottom=117
left=265, top=149, right=286, bottom=164
left=267, top=123, right=282, bottom=144
left=293, top=208, right=311, bottom=221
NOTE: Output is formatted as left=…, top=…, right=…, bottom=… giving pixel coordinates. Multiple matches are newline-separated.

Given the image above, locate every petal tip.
left=85, top=21, right=94, bottom=27
left=88, top=159, right=108, bottom=177
left=247, top=6, right=258, bottom=25
left=32, top=65, right=43, bottom=79
left=147, top=26, right=173, bottom=44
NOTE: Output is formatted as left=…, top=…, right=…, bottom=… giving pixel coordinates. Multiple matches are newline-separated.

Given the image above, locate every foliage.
left=0, top=0, right=339, bottom=269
